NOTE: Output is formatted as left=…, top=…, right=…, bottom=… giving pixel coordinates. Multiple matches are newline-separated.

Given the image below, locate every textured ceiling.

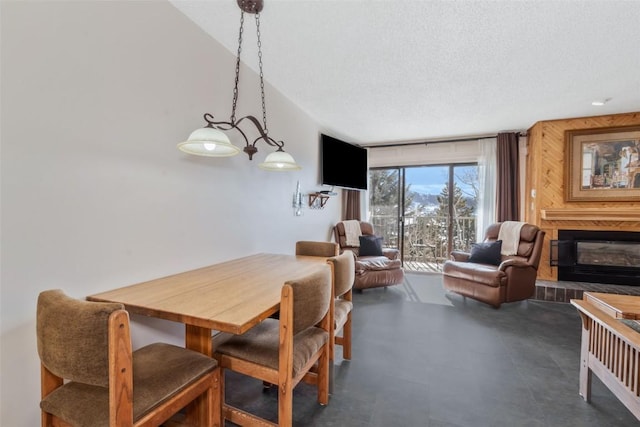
left=170, top=0, right=640, bottom=145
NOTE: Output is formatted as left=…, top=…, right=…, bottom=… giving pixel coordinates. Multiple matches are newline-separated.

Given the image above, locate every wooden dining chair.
left=327, top=251, right=356, bottom=360
left=213, top=267, right=332, bottom=427
left=263, top=241, right=336, bottom=326
left=301, top=251, right=356, bottom=389
left=295, top=240, right=339, bottom=257
left=37, top=289, right=221, bottom=427
left=259, top=239, right=338, bottom=388
left=295, top=241, right=352, bottom=359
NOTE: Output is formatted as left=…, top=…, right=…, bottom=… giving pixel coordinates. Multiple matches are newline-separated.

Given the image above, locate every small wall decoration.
left=308, top=192, right=330, bottom=209
left=292, top=181, right=303, bottom=216
left=565, top=125, right=640, bottom=201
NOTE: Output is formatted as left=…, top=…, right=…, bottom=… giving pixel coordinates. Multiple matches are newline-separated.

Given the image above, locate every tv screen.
left=321, top=134, right=368, bottom=190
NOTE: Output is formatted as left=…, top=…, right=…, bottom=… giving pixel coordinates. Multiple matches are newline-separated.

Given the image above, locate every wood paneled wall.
left=524, top=111, right=640, bottom=281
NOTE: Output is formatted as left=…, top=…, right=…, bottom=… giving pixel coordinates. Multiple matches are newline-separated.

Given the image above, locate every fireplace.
left=551, top=230, right=640, bottom=286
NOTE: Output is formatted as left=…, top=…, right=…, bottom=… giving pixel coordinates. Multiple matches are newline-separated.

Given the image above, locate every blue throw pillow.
left=468, top=240, right=503, bottom=265
left=359, top=235, right=383, bottom=256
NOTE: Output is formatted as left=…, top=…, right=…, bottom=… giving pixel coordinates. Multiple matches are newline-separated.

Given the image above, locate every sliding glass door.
left=369, top=164, right=478, bottom=272
left=369, top=168, right=401, bottom=250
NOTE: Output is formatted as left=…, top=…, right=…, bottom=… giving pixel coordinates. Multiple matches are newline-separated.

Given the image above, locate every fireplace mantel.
left=541, top=208, right=640, bottom=222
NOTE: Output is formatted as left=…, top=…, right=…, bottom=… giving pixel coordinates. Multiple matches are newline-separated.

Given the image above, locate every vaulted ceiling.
left=171, top=0, right=640, bottom=145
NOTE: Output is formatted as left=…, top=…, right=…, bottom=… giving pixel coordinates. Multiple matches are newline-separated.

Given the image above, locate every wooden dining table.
left=88, top=253, right=330, bottom=356
left=87, top=253, right=331, bottom=425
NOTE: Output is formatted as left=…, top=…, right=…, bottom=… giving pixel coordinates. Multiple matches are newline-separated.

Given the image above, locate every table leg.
left=184, top=325, right=215, bottom=425
left=578, top=313, right=592, bottom=402
left=185, top=324, right=213, bottom=356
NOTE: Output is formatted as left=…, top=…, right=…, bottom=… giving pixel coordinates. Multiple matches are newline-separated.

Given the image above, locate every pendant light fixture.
left=178, top=0, right=301, bottom=171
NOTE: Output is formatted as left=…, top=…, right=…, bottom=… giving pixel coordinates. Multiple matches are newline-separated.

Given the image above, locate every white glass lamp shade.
left=259, top=150, right=302, bottom=171
left=177, top=127, right=241, bottom=157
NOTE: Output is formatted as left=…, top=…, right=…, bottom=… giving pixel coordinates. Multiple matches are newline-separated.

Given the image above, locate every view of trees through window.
left=369, top=164, right=478, bottom=272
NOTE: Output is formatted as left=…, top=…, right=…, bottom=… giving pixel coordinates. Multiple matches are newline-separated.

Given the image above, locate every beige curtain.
left=342, top=189, right=361, bottom=220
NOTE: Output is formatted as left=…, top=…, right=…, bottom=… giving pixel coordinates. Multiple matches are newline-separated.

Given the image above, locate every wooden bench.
left=571, top=292, right=640, bottom=420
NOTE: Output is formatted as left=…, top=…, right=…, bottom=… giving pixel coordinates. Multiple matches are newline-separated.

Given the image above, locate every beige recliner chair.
left=442, top=222, right=545, bottom=308
left=333, top=221, right=404, bottom=291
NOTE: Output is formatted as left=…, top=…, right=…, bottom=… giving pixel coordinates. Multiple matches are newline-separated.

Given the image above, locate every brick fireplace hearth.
left=533, top=279, right=640, bottom=303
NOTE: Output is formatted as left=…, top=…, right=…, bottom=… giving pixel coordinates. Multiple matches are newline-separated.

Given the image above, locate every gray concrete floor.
left=223, top=273, right=640, bottom=426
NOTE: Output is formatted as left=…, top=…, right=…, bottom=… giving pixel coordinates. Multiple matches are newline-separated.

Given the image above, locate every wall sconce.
left=177, top=0, right=301, bottom=172
left=293, top=181, right=303, bottom=216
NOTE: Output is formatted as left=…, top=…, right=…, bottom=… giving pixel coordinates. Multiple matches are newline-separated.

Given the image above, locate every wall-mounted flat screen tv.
left=321, top=134, right=368, bottom=190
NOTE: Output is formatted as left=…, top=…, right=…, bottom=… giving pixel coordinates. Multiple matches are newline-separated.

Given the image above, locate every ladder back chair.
left=327, top=251, right=356, bottom=360
left=37, top=289, right=221, bottom=427
left=294, top=241, right=352, bottom=359
left=213, top=267, right=332, bottom=427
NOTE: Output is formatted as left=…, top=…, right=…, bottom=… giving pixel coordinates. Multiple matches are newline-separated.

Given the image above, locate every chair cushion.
left=37, top=289, right=124, bottom=387
left=358, top=235, right=383, bottom=256
left=484, top=223, right=539, bottom=257
left=468, top=240, right=503, bottom=266
left=355, top=256, right=401, bottom=273
left=334, top=299, right=353, bottom=330
left=295, top=241, right=338, bottom=257
left=40, top=382, right=109, bottom=427
left=442, top=260, right=506, bottom=287
left=40, top=343, right=217, bottom=427
left=215, top=319, right=328, bottom=378
left=355, top=265, right=405, bottom=289
left=334, top=221, right=376, bottom=256
left=382, top=247, right=400, bottom=260
left=290, top=268, right=331, bottom=335
left=329, top=251, right=356, bottom=297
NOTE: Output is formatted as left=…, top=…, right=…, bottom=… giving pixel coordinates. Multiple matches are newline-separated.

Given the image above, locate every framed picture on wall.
left=565, top=125, right=640, bottom=201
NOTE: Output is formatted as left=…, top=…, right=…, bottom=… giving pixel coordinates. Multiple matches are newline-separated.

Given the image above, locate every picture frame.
left=565, top=125, right=640, bottom=201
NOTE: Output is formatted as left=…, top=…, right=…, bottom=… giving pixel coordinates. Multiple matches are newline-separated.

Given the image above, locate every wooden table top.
left=87, top=253, right=330, bottom=335
left=581, top=292, right=640, bottom=320
left=571, top=292, right=640, bottom=349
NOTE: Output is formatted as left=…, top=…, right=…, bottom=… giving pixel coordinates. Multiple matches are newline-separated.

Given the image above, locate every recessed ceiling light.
left=592, top=98, right=611, bottom=106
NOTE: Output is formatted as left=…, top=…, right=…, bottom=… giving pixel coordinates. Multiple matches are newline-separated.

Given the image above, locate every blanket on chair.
left=498, top=221, right=525, bottom=256
left=343, top=220, right=362, bottom=247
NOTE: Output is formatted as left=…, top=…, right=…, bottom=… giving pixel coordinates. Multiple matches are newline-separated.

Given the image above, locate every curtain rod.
left=362, top=131, right=524, bottom=149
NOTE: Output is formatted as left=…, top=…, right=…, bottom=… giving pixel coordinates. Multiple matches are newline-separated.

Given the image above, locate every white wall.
left=0, top=2, right=340, bottom=425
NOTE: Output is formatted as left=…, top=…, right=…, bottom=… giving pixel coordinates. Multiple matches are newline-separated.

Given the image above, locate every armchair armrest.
left=498, top=259, right=538, bottom=299
left=498, top=259, right=533, bottom=271
left=382, top=248, right=400, bottom=261
left=450, top=251, right=470, bottom=262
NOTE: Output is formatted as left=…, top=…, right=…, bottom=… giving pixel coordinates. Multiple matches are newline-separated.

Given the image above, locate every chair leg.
left=219, top=368, right=227, bottom=425
left=41, top=364, right=64, bottom=427
left=41, top=412, right=53, bottom=427
left=342, top=316, right=352, bottom=360
left=211, top=368, right=222, bottom=427
left=329, top=326, right=335, bottom=363
left=317, top=345, right=330, bottom=406
left=278, top=380, right=294, bottom=427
